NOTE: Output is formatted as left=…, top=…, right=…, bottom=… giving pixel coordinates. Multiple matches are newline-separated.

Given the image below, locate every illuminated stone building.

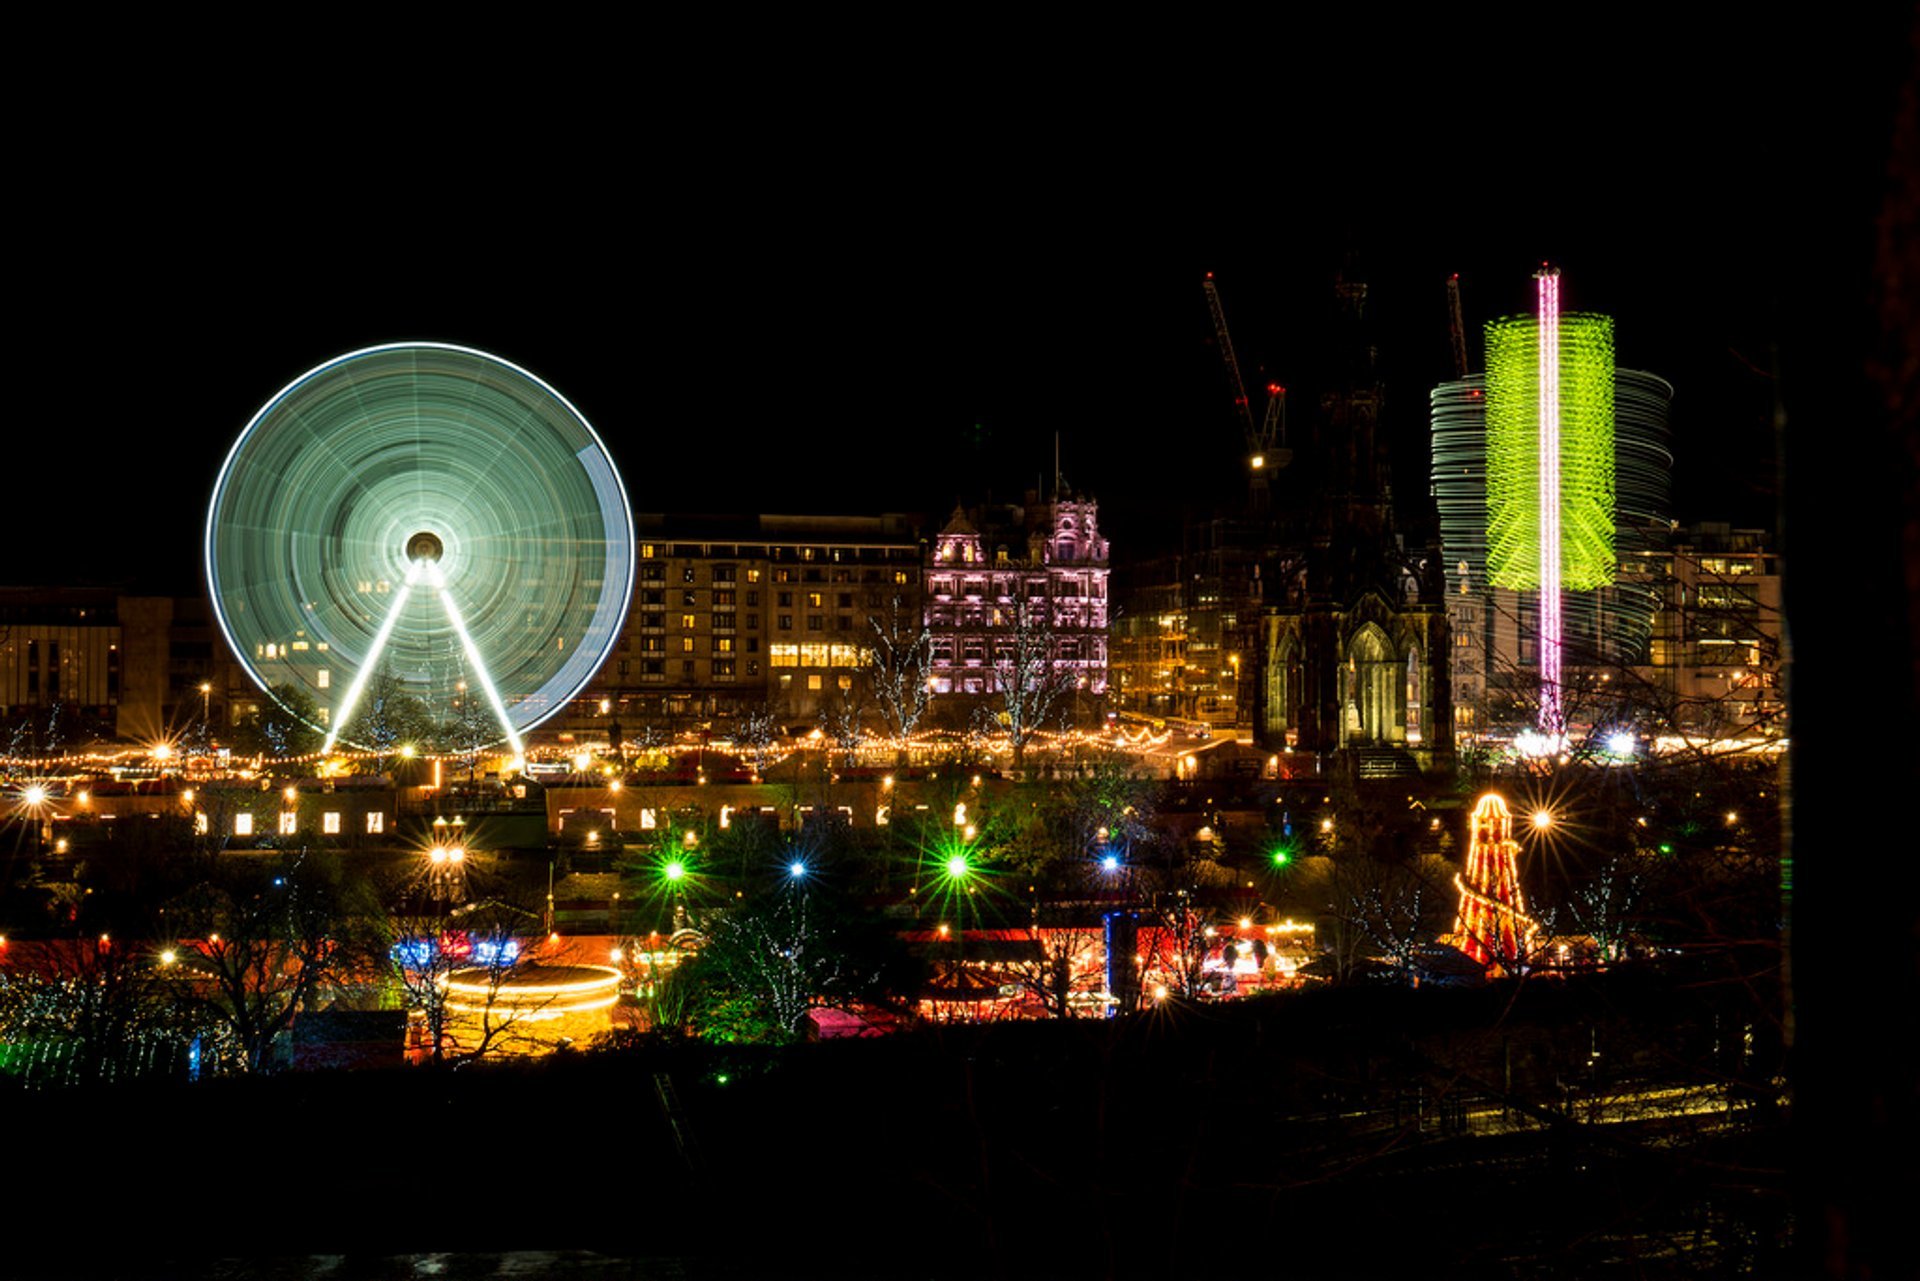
left=1110, top=515, right=1269, bottom=731
left=570, top=514, right=924, bottom=737
left=924, top=493, right=1109, bottom=705
left=1622, top=523, right=1784, bottom=737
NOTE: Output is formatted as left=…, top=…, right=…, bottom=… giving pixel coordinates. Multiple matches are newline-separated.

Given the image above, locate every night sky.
left=14, top=25, right=1902, bottom=593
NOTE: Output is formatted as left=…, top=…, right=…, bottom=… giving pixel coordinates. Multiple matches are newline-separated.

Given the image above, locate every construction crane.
left=1448, top=272, right=1471, bottom=379
left=1202, top=273, right=1290, bottom=500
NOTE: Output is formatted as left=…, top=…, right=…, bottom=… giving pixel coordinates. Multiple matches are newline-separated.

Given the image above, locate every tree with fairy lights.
left=817, top=680, right=871, bottom=770
left=231, top=684, right=322, bottom=761
left=0, top=935, right=196, bottom=1087
left=990, top=593, right=1076, bottom=771
left=737, top=705, right=780, bottom=778
left=349, top=662, right=434, bottom=772
left=681, top=871, right=914, bottom=1043
left=867, top=588, right=934, bottom=741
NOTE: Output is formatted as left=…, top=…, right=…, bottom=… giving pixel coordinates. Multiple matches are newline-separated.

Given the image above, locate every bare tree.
left=168, top=855, right=369, bottom=1074
left=685, top=884, right=890, bottom=1042
left=992, top=593, right=1076, bottom=770
left=1005, top=906, right=1105, bottom=1017
left=1339, top=853, right=1457, bottom=975
left=868, top=590, right=933, bottom=740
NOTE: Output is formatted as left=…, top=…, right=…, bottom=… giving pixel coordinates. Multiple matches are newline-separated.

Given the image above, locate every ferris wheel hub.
left=406, top=530, right=445, bottom=563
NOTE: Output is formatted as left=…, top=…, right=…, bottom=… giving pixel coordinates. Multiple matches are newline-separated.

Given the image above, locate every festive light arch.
left=205, top=344, right=634, bottom=754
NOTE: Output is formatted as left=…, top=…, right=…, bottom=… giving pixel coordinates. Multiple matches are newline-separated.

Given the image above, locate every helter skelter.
left=1448, top=793, right=1538, bottom=973
left=205, top=344, right=634, bottom=757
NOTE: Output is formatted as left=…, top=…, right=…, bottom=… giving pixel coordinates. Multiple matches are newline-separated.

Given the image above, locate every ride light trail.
left=320, top=559, right=422, bottom=754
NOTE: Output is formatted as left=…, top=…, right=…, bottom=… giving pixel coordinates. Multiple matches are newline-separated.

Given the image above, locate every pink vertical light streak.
left=1536, top=267, right=1563, bottom=737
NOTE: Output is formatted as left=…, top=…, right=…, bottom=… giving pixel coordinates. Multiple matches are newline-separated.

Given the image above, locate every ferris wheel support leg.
left=428, top=563, right=526, bottom=760
left=320, top=562, right=422, bottom=754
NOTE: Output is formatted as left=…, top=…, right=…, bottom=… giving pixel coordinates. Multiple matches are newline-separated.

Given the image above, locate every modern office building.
left=1431, top=365, right=1675, bottom=737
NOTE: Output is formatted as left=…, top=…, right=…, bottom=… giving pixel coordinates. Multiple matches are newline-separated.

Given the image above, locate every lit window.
left=317, top=669, right=330, bottom=689
left=837, top=674, right=853, bottom=690
left=800, top=642, right=830, bottom=667
left=680, top=613, right=696, bottom=629
left=234, top=813, right=253, bottom=836
left=279, top=812, right=298, bottom=835
left=807, top=592, right=823, bottom=608
left=323, top=811, right=341, bottom=834
left=194, top=812, right=209, bottom=835
left=770, top=644, right=800, bottom=668
left=367, top=812, right=385, bottom=835
left=807, top=674, right=823, bottom=690
left=682, top=637, right=695, bottom=652
left=747, top=569, right=762, bottom=583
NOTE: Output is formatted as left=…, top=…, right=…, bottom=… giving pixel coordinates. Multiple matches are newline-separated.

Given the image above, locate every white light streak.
left=1537, top=267, right=1564, bottom=737
left=321, top=560, right=422, bottom=753
left=428, top=561, right=525, bottom=758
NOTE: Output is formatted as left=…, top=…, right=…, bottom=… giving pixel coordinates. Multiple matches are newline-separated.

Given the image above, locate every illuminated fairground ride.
left=205, top=344, right=634, bottom=757
left=1447, top=792, right=1538, bottom=974
left=1485, top=268, right=1616, bottom=745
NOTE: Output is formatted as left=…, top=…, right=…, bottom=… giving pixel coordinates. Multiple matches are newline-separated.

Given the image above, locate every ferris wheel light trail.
left=320, top=560, right=424, bottom=755
left=426, top=560, right=525, bottom=759
left=209, top=345, right=633, bottom=756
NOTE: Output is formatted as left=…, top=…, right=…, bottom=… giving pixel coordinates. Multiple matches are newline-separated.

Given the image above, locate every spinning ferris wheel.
left=205, top=344, right=634, bottom=756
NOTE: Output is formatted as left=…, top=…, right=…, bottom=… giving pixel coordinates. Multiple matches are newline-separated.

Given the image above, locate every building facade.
left=1110, top=515, right=1271, bottom=732
left=566, top=514, right=925, bottom=739
left=0, top=588, right=250, bottom=748
left=1254, top=274, right=1453, bottom=771
left=924, top=494, right=1109, bottom=704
